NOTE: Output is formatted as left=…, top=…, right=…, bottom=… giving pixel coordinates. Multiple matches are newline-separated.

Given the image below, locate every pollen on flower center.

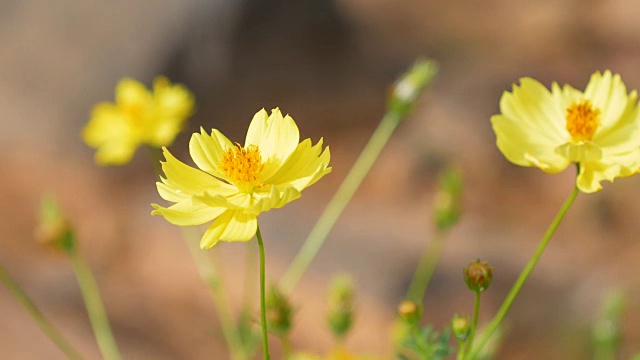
left=566, top=100, right=600, bottom=142
left=219, top=144, right=265, bottom=187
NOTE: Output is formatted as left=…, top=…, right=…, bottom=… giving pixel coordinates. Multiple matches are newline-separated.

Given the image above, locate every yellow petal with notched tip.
left=189, top=128, right=234, bottom=180
left=200, top=210, right=257, bottom=248
left=245, top=108, right=300, bottom=173
left=151, top=200, right=226, bottom=226
left=160, top=147, right=235, bottom=197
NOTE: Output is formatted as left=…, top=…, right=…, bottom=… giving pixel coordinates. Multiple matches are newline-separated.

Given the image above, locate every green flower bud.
left=464, top=260, right=493, bottom=293
left=397, top=300, right=421, bottom=325
left=433, top=166, right=462, bottom=230
left=35, top=195, right=75, bottom=253
left=451, top=314, right=471, bottom=341
left=593, top=290, right=625, bottom=356
left=327, top=275, right=355, bottom=339
left=266, top=285, right=293, bottom=336
left=387, top=59, right=439, bottom=119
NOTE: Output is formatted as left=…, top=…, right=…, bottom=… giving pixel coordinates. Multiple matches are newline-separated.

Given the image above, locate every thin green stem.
left=0, top=263, right=84, bottom=359
left=256, top=225, right=270, bottom=360
left=68, top=249, right=121, bottom=360
left=470, top=185, right=580, bottom=358
left=280, top=113, right=402, bottom=292
left=461, top=291, right=481, bottom=360
left=455, top=338, right=466, bottom=360
left=406, top=230, right=446, bottom=303
left=280, top=335, right=292, bottom=360
left=184, top=229, right=246, bottom=360
left=242, top=239, right=258, bottom=317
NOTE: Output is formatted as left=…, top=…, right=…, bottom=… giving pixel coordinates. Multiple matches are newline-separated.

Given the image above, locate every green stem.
left=242, top=239, right=257, bottom=318
left=184, top=229, right=246, bottom=360
left=406, top=230, right=446, bottom=302
left=455, top=338, right=466, bottom=360
left=461, top=291, right=481, bottom=360
left=68, top=249, right=121, bottom=360
left=469, top=185, right=580, bottom=358
left=0, top=263, right=84, bottom=359
left=256, top=225, right=270, bottom=360
left=280, top=335, right=292, bottom=360
left=280, top=112, right=402, bottom=292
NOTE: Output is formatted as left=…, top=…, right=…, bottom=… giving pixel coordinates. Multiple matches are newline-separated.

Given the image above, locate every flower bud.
left=593, top=290, right=625, bottom=354
left=451, top=314, right=471, bottom=341
left=464, top=260, right=493, bottom=292
left=433, top=166, right=462, bottom=230
left=35, top=195, right=75, bottom=253
left=387, top=59, right=439, bottom=119
left=397, top=300, right=421, bottom=324
left=266, top=285, right=293, bottom=336
left=327, top=275, right=355, bottom=339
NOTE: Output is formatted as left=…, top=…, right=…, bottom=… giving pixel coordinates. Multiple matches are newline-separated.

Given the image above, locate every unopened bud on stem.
left=398, top=300, right=421, bottom=325
left=464, top=260, right=493, bottom=293
left=327, top=275, right=355, bottom=339
left=451, top=314, right=471, bottom=341
left=266, top=285, right=293, bottom=336
left=387, top=59, right=439, bottom=119
left=35, top=195, right=75, bottom=253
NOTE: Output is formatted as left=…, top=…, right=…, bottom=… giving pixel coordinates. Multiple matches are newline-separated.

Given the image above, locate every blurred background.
left=2, top=0, right=640, bottom=358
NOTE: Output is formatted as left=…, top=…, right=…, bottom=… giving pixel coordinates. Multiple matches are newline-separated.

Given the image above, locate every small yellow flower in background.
left=291, top=348, right=378, bottom=360
left=152, top=108, right=331, bottom=248
left=83, top=76, right=195, bottom=165
left=492, top=70, right=640, bottom=193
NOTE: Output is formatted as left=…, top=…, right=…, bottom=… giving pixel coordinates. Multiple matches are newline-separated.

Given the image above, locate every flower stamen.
left=566, top=100, right=600, bottom=142
left=219, top=144, right=265, bottom=191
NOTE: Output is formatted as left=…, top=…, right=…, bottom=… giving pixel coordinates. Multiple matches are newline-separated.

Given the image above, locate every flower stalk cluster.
left=26, top=62, right=635, bottom=360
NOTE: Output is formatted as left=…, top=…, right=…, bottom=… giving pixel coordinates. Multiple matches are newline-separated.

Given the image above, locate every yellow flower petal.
left=247, top=185, right=302, bottom=215
left=500, top=78, right=567, bottom=142
left=146, top=120, right=182, bottom=147
left=161, top=147, right=234, bottom=197
left=116, top=78, right=152, bottom=108
left=245, top=108, right=269, bottom=147
left=153, top=76, right=195, bottom=119
left=601, top=147, right=640, bottom=178
left=267, top=138, right=332, bottom=190
left=94, top=140, right=138, bottom=165
left=193, top=191, right=242, bottom=210
left=200, top=210, right=257, bottom=248
left=245, top=108, right=300, bottom=171
left=576, top=160, right=620, bottom=193
left=584, top=71, right=629, bottom=132
left=555, top=141, right=602, bottom=163
left=82, top=103, right=136, bottom=146
left=492, top=114, right=570, bottom=173
left=189, top=127, right=234, bottom=180
left=156, top=180, right=189, bottom=202
left=151, top=200, right=226, bottom=226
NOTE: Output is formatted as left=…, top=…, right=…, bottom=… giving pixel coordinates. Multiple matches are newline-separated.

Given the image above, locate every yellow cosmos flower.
left=492, top=70, right=640, bottom=193
left=82, top=76, right=195, bottom=165
left=151, top=108, right=331, bottom=248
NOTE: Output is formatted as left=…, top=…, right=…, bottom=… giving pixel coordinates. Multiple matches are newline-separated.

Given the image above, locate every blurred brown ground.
left=2, top=0, right=640, bottom=358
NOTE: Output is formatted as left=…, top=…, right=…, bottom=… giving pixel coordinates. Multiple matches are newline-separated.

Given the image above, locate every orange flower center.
left=219, top=144, right=265, bottom=189
left=566, top=100, right=600, bottom=142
